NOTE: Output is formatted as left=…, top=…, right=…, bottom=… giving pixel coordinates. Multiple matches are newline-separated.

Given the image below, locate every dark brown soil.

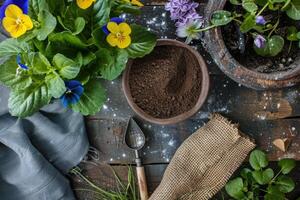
left=222, top=5, right=300, bottom=74
left=129, top=45, right=202, bottom=119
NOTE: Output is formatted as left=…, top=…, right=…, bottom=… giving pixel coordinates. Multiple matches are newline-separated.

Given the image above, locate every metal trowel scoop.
left=125, top=118, right=148, bottom=200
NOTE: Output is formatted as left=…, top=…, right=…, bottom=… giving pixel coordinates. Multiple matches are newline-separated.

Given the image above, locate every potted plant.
left=165, top=0, right=300, bottom=89
left=225, top=150, right=296, bottom=200
left=0, top=0, right=156, bottom=117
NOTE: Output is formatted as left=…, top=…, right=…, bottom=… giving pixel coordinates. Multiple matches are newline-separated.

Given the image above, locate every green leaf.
left=265, top=185, right=285, bottom=200
left=49, top=32, right=89, bottom=49
left=266, top=35, right=285, bottom=56
left=211, top=10, right=234, bottom=26
left=275, top=176, right=295, bottom=193
left=45, top=72, right=66, bottom=98
left=8, top=84, right=51, bottom=117
left=70, top=79, right=106, bottom=116
left=254, top=35, right=284, bottom=57
left=73, top=17, right=86, bottom=35
left=93, top=0, right=112, bottom=27
left=286, top=0, right=300, bottom=20
left=225, top=178, right=246, bottom=200
left=230, top=0, right=241, bottom=5
left=281, top=0, right=292, bottom=11
left=287, top=26, right=299, bottom=41
left=53, top=54, right=81, bottom=79
left=255, top=0, right=268, bottom=6
left=0, top=39, right=29, bottom=57
left=92, top=27, right=111, bottom=49
left=252, top=168, right=274, bottom=185
left=278, top=158, right=296, bottom=174
left=30, top=0, right=49, bottom=17
left=34, top=9, right=57, bottom=41
left=241, top=168, right=252, bottom=179
left=28, top=52, right=51, bottom=74
left=77, top=70, right=90, bottom=85
left=96, top=48, right=128, bottom=80
left=113, top=3, right=142, bottom=16
left=82, top=52, right=97, bottom=66
left=242, top=0, right=258, bottom=13
left=249, top=150, right=268, bottom=170
left=47, top=0, right=66, bottom=16
left=58, top=16, right=86, bottom=35
left=270, top=0, right=286, bottom=3
left=126, top=24, right=156, bottom=58
left=0, top=57, right=32, bottom=91
left=240, top=14, right=256, bottom=33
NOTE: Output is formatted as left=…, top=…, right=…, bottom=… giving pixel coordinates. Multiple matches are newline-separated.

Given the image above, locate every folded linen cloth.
left=150, top=114, right=256, bottom=200
left=0, top=85, right=89, bottom=200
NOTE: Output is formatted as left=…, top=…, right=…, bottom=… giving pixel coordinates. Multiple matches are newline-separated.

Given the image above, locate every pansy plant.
left=0, top=0, right=156, bottom=117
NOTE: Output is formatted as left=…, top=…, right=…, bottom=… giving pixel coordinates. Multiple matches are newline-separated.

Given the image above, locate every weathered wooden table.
left=72, top=0, right=300, bottom=199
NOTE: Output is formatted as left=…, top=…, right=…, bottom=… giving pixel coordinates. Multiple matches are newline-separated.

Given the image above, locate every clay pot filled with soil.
left=204, top=0, right=300, bottom=90
left=122, top=39, right=209, bottom=125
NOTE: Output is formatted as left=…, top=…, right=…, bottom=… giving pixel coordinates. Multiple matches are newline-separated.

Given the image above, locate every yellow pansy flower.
left=76, top=0, right=96, bottom=9
left=106, top=22, right=132, bottom=49
left=124, top=0, right=144, bottom=7
left=2, top=4, right=33, bottom=38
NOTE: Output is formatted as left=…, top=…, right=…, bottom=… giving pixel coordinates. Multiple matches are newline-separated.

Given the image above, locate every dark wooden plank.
left=85, top=75, right=300, bottom=163
left=71, top=162, right=300, bottom=199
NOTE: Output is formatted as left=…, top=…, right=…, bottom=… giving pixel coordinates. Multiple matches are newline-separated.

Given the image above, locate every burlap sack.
left=150, top=114, right=256, bottom=200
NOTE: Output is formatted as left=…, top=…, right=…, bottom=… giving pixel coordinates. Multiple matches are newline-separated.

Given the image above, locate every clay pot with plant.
left=165, top=0, right=300, bottom=89
left=204, top=0, right=300, bottom=89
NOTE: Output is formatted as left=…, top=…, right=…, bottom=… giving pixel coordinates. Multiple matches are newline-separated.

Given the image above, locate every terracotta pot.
left=204, top=0, right=300, bottom=90
left=122, top=39, right=210, bottom=125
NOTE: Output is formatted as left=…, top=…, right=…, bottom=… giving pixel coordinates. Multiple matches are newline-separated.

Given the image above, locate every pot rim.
left=204, top=0, right=300, bottom=89
left=122, top=39, right=210, bottom=125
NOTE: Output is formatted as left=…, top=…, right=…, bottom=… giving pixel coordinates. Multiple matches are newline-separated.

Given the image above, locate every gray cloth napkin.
left=0, top=85, right=89, bottom=200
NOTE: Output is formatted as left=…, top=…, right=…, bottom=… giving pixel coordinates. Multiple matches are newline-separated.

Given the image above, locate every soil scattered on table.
left=129, top=45, right=202, bottom=119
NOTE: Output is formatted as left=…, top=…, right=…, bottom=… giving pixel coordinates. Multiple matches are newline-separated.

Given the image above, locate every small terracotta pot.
left=204, top=0, right=300, bottom=90
left=122, top=39, right=210, bottom=125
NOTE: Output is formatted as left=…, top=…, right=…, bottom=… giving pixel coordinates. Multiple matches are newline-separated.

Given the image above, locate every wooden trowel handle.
left=136, top=166, right=148, bottom=200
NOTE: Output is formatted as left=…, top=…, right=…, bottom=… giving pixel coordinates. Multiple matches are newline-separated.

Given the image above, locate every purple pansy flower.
left=165, top=0, right=199, bottom=21
left=102, top=17, right=125, bottom=35
left=254, top=35, right=266, bottom=48
left=256, top=16, right=266, bottom=25
left=60, top=80, right=84, bottom=107
left=0, top=0, right=29, bottom=19
left=17, top=55, right=29, bottom=70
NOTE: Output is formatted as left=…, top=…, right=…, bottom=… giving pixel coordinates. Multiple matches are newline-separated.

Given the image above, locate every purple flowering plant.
left=166, top=0, right=300, bottom=57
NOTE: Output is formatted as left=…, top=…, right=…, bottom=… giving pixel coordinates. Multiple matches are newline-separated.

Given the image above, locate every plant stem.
left=195, top=24, right=217, bottom=33
left=268, top=18, right=280, bottom=38
left=288, top=41, right=293, bottom=54
left=233, top=18, right=243, bottom=24
left=71, top=168, right=116, bottom=197
left=256, top=2, right=269, bottom=17
left=270, top=169, right=282, bottom=183
left=259, top=188, right=268, bottom=193
left=261, top=26, right=274, bottom=33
